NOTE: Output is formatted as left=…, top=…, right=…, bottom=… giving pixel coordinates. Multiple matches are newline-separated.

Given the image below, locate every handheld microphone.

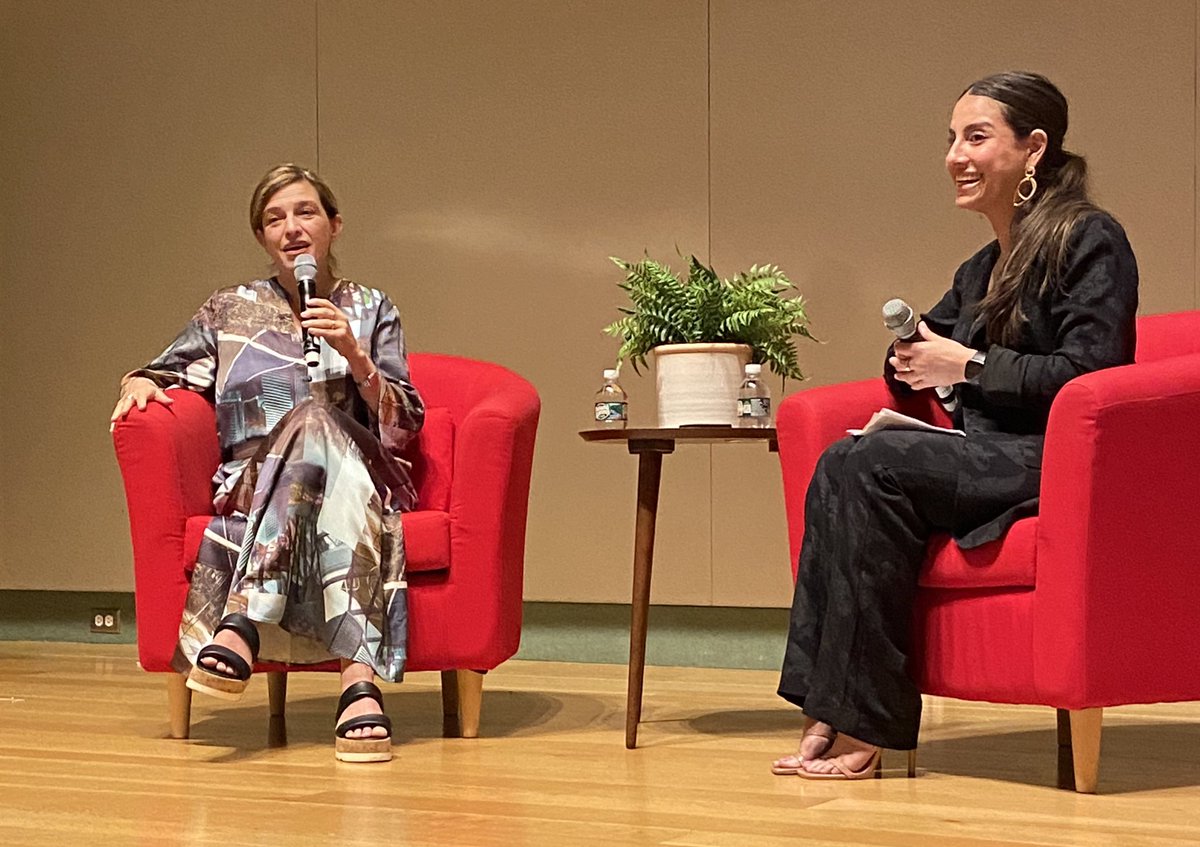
left=882, top=298, right=920, bottom=342
left=882, top=298, right=958, bottom=411
left=294, top=253, right=321, bottom=373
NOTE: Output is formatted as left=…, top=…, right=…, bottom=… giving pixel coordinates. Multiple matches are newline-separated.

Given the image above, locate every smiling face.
left=945, top=94, right=1045, bottom=231
left=254, top=180, right=343, bottom=279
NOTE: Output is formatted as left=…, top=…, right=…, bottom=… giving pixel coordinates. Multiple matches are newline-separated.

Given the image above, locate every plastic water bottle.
left=736, top=364, right=772, bottom=428
left=594, top=369, right=628, bottom=428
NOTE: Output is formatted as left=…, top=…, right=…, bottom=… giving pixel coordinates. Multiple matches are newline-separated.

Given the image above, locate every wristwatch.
left=964, top=350, right=987, bottom=380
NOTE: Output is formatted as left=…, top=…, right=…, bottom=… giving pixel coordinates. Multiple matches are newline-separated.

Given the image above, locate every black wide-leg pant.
left=778, top=429, right=1041, bottom=750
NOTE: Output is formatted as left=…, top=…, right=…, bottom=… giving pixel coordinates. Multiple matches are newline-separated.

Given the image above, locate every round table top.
left=579, top=425, right=777, bottom=444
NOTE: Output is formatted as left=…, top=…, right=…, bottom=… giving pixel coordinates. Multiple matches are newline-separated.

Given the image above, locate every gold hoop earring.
left=1013, top=166, right=1037, bottom=207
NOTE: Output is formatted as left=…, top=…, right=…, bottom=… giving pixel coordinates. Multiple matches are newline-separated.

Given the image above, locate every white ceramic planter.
left=653, top=343, right=752, bottom=427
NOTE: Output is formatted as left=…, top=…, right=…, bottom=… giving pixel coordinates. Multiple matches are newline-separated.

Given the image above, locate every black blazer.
left=886, top=212, right=1139, bottom=546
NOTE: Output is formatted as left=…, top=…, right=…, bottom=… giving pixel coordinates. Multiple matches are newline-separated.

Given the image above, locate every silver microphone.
left=294, top=253, right=321, bottom=372
left=882, top=298, right=958, bottom=411
left=882, top=298, right=920, bottom=341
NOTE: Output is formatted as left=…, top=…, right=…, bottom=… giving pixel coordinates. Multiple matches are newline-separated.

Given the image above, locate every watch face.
left=966, top=354, right=985, bottom=379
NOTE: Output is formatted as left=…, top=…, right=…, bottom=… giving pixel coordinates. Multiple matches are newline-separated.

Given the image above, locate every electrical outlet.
left=90, top=608, right=121, bottom=634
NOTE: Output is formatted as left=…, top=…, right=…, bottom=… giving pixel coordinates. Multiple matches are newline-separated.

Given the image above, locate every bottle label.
left=737, top=398, right=771, bottom=419
left=595, top=401, right=628, bottom=422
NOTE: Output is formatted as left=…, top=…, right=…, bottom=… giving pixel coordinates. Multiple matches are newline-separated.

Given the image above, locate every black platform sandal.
left=335, top=680, right=393, bottom=763
left=185, top=612, right=260, bottom=700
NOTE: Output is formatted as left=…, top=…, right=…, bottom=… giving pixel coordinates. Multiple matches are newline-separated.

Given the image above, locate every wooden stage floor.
left=1, top=642, right=1198, bottom=846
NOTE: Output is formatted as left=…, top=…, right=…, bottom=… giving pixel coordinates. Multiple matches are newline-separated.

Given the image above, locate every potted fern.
left=604, top=253, right=816, bottom=427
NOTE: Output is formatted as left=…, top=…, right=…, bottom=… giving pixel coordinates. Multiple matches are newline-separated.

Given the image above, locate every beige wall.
left=2, top=1, right=1196, bottom=605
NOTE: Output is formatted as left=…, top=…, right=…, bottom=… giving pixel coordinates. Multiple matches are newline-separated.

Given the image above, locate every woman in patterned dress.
left=110, top=164, right=424, bottom=762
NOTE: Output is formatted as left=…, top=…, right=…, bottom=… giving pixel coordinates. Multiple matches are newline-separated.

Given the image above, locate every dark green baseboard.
left=519, top=602, right=788, bottom=670
left=0, top=591, right=789, bottom=671
left=0, top=590, right=139, bottom=644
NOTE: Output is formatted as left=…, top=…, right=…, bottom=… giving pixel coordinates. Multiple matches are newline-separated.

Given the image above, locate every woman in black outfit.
left=773, top=71, right=1138, bottom=779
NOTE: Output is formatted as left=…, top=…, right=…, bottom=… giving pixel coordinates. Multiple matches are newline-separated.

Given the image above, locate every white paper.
left=847, top=407, right=966, bottom=437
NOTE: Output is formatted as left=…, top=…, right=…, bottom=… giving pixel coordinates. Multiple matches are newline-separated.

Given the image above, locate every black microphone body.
left=294, top=254, right=321, bottom=375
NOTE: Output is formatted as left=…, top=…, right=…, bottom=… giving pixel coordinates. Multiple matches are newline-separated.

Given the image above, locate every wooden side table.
left=579, top=426, right=778, bottom=748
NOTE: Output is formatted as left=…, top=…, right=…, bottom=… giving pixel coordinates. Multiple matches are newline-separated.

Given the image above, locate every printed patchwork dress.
left=127, top=278, right=423, bottom=681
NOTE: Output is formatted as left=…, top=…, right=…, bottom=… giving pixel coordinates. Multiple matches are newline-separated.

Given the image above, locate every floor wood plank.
left=1, top=642, right=1198, bottom=846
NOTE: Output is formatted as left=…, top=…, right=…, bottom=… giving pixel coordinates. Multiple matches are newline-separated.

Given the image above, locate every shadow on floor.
left=919, top=722, right=1200, bottom=794
left=183, top=686, right=617, bottom=761
left=686, top=707, right=1200, bottom=794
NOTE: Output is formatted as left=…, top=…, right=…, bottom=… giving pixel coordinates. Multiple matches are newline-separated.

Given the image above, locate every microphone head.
left=293, top=253, right=318, bottom=283
left=882, top=298, right=917, bottom=338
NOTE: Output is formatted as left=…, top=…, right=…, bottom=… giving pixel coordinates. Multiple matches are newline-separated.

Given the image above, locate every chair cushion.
left=179, top=406, right=457, bottom=576
left=918, top=517, right=1037, bottom=589
left=400, top=509, right=451, bottom=573
left=183, top=515, right=209, bottom=575
left=407, top=406, right=454, bottom=512
left=183, top=508, right=451, bottom=575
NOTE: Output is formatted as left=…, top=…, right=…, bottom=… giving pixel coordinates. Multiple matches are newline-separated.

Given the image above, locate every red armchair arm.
left=777, top=377, right=948, bottom=575
left=452, top=391, right=541, bottom=655
left=411, top=366, right=541, bottom=670
left=112, top=389, right=219, bottom=671
left=777, top=378, right=889, bottom=575
left=1033, top=352, right=1200, bottom=706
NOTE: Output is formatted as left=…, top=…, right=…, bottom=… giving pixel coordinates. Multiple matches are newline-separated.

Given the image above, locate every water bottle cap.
left=603, top=369, right=619, bottom=379
left=745, top=364, right=762, bottom=375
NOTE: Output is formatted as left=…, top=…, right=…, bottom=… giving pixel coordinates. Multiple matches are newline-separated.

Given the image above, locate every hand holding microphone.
left=882, top=299, right=974, bottom=397
left=883, top=298, right=928, bottom=382
left=294, top=253, right=361, bottom=378
left=294, top=253, right=321, bottom=375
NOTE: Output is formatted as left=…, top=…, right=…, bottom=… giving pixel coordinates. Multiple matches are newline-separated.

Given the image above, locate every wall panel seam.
left=315, top=0, right=322, bottom=171
left=706, top=0, right=712, bottom=263
left=706, top=1, right=715, bottom=606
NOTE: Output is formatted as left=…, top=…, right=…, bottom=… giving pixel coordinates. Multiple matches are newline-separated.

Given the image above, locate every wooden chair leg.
left=1056, top=708, right=1074, bottom=790
left=439, top=670, right=485, bottom=738
left=456, top=670, right=484, bottom=738
left=166, top=673, right=192, bottom=739
left=1068, top=707, right=1103, bottom=794
left=883, top=749, right=917, bottom=778
left=267, top=671, right=288, bottom=718
left=266, top=671, right=288, bottom=747
left=440, top=670, right=461, bottom=737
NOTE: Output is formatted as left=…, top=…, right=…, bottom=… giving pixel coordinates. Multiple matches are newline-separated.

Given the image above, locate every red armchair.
left=113, top=353, right=540, bottom=740
left=776, top=311, right=1200, bottom=792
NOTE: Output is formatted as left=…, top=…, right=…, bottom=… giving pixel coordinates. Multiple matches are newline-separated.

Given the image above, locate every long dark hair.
left=965, top=72, right=1099, bottom=344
